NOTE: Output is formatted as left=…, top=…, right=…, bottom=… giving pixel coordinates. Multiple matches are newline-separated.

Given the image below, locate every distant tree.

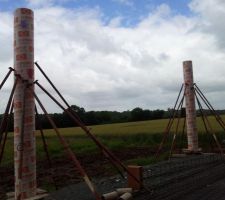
left=98, top=111, right=111, bottom=123
left=85, top=111, right=99, bottom=125
left=131, top=107, right=144, bottom=121
left=142, top=109, right=152, bottom=120
left=67, top=105, right=86, bottom=122
left=6, top=104, right=215, bottom=130
left=70, top=105, right=85, bottom=115
left=152, top=109, right=165, bottom=119
left=118, top=111, right=131, bottom=123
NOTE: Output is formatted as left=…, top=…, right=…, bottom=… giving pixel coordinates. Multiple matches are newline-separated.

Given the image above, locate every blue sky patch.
left=1, top=0, right=193, bottom=26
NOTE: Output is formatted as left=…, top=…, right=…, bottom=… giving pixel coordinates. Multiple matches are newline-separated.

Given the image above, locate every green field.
left=36, top=115, right=225, bottom=136
left=2, top=115, right=225, bottom=165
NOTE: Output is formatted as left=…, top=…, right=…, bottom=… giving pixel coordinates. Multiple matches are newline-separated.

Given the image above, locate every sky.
left=1, top=0, right=225, bottom=113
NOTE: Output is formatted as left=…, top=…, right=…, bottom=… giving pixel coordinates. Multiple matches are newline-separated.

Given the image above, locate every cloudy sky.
left=0, top=0, right=225, bottom=113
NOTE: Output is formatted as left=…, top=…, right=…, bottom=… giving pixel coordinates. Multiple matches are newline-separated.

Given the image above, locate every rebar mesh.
left=1, top=153, right=225, bottom=200
left=137, top=154, right=225, bottom=200
left=42, top=153, right=225, bottom=200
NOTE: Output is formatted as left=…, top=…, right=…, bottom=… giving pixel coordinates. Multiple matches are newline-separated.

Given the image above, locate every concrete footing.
left=172, top=152, right=217, bottom=158
left=7, top=189, right=48, bottom=200
left=182, top=148, right=202, bottom=155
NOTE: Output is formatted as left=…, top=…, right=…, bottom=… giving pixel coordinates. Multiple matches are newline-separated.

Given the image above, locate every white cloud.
left=189, top=0, right=225, bottom=49
left=1, top=1, right=225, bottom=113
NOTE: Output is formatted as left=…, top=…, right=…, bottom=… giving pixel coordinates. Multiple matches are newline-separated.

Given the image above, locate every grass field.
left=2, top=115, right=225, bottom=165
left=36, top=114, right=225, bottom=137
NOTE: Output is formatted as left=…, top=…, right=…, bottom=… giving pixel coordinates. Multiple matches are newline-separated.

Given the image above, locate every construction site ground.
left=44, top=153, right=225, bottom=200
left=0, top=147, right=154, bottom=199
left=1, top=149, right=225, bottom=200
left=45, top=177, right=225, bottom=200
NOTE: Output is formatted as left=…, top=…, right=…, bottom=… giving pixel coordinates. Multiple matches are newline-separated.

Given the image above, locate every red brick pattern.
left=183, top=61, right=199, bottom=152
left=14, top=8, right=36, bottom=199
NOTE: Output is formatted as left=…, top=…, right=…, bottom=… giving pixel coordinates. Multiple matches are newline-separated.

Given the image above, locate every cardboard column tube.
left=119, top=193, right=133, bottom=200
left=116, top=188, right=133, bottom=195
left=183, top=61, right=199, bottom=152
left=102, top=191, right=119, bottom=200
left=14, top=8, right=36, bottom=199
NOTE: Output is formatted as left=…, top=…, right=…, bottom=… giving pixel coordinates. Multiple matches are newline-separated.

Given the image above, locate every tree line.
left=38, top=105, right=167, bottom=129
left=2, top=105, right=225, bottom=130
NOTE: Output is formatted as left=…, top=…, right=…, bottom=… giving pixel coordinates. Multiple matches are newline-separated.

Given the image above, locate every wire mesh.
left=138, top=154, right=225, bottom=200
left=1, top=153, right=225, bottom=199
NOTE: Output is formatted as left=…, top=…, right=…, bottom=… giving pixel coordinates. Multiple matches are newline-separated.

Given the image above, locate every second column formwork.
left=183, top=60, right=200, bottom=153
left=14, top=8, right=36, bottom=199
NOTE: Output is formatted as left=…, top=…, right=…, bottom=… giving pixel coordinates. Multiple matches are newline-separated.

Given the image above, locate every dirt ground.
left=0, top=146, right=156, bottom=198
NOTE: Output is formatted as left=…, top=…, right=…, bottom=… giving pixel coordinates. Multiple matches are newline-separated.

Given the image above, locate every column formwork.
left=14, top=8, right=36, bottom=199
left=183, top=61, right=200, bottom=152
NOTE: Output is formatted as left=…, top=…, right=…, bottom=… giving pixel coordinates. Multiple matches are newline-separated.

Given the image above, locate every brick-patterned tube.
left=14, top=8, right=36, bottom=199
left=183, top=61, right=199, bottom=152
